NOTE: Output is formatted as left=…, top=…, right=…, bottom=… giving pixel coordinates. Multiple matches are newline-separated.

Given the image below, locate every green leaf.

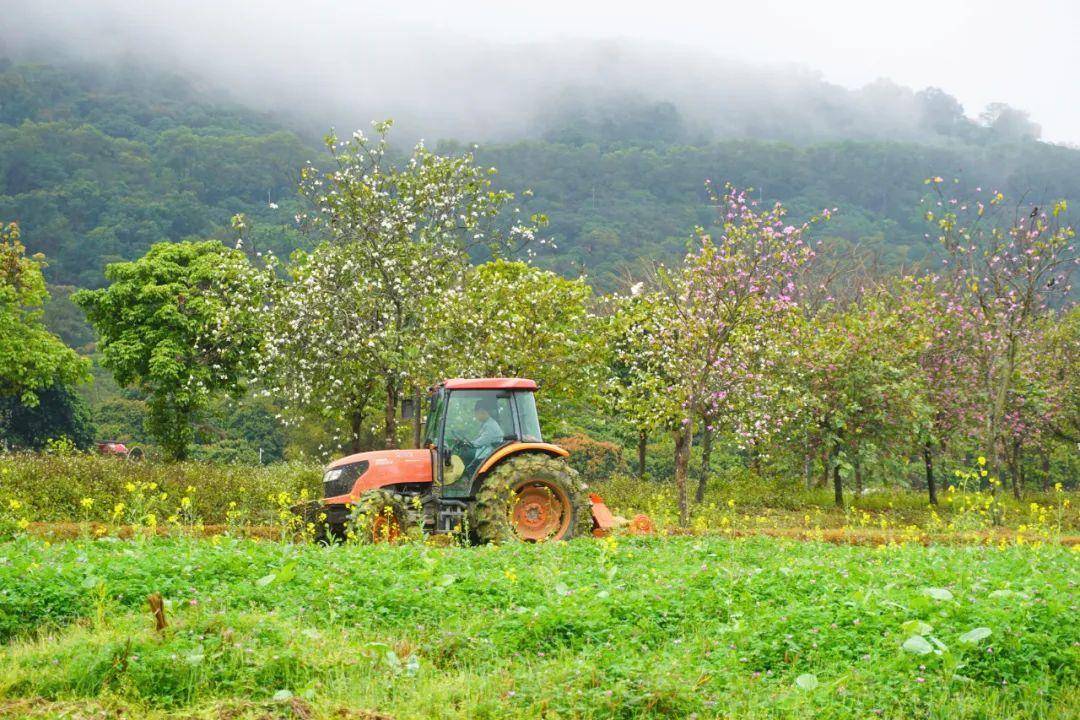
left=958, top=627, right=991, bottom=645
left=554, top=582, right=570, bottom=596
left=275, top=560, right=297, bottom=585
left=922, top=587, right=953, bottom=601
left=902, top=635, right=934, bottom=655
left=795, top=673, right=819, bottom=690
left=272, top=690, right=293, bottom=702
left=901, top=620, right=933, bottom=635
left=256, top=573, right=276, bottom=587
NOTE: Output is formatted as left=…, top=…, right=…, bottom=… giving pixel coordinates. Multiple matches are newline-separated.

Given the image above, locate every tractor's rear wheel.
left=347, top=489, right=413, bottom=544
left=471, top=454, right=590, bottom=544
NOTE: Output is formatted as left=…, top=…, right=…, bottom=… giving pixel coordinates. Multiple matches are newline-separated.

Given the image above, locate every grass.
left=1, top=534, right=1077, bottom=719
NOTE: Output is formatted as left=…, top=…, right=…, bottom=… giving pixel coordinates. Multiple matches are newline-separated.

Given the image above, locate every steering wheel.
left=446, top=432, right=472, bottom=455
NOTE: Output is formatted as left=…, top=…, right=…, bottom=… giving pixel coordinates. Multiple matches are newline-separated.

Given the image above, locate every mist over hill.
left=0, top=0, right=1050, bottom=148
left=0, top=10, right=1077, bottom=291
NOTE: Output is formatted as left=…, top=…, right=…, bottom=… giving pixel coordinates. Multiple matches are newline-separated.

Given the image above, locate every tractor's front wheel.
left=347, top=489, right=413, bottom=543
left=471, top=454, right=590, bottom=544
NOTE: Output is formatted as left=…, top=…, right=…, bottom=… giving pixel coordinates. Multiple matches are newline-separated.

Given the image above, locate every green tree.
left=0, top=383, right=95, bottom=450
left=0, top=222, right=89, bottom=405
left=73, top=240, right=267, bottom=460
left=434, top=260, right=598, bottom=396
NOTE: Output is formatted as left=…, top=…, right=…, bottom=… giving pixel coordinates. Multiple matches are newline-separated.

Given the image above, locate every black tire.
left=471, top=453, right=591, bottom=544
left=347, top=489, right=413, bottom=543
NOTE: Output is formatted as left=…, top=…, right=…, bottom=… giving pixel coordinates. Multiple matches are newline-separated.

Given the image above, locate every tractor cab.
left=424, top=378, right=544, bottom=497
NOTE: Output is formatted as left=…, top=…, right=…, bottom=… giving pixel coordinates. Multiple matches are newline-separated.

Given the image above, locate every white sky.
left=4, top=0, right=1079, bottom=142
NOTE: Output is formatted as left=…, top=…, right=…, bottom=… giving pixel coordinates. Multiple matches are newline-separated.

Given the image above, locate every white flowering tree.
left=604, top=289, right=681, bottom=480
left=274, top=121, right=543, bottom=449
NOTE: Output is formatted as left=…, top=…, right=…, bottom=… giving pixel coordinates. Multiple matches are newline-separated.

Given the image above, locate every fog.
left=1, top=0, right=1076, bottom=144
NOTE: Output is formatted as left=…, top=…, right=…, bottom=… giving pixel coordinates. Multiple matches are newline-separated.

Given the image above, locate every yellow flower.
left=1054, top=482, right=1063, bottom=492
left=977, top=456, right=986, bottom=467
left=80, top=497, right=94, bottom=509
left=125, top=482, right=136, bottom=493
left=727, top=499, right=735, bottom=508
left=16, top=518, right=29, bottom=530
left=980, top=470, right=988, bottom=477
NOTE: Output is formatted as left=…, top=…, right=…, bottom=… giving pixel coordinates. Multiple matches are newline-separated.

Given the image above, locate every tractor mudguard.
left=475, top=442, right=569, bottom=476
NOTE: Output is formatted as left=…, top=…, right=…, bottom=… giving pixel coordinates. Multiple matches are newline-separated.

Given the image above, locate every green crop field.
left=1, top=535, right=1076, bottom=719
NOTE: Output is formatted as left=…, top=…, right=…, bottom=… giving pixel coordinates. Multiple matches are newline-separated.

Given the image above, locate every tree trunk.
left=673, top=422, right=692, bottom=527
left=1040, top=450, right=1051, bottom=492
left=854, top=454, right=863, bottom=497
left=1007, top=438, right=1023, bottom=500
left=350, top=411, right=363, bottom=454
left=833, top=460, right=843, bottom=509
left=985, top=336, right=1018, bottom=493
left=637, top=430, right=647, bottom=480
left=923, top=443, right=937, bottom=505
left=803, top=449, right=813, bottom=490
left=818, top=446, right=830, bottom=489
left=411, top=387, right=423, bottom=449
left=695, top=429, right=713, bottom=503
left=384, top=379, right=398, bottom=450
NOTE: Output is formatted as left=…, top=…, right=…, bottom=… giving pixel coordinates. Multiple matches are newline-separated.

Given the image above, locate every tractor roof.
left=443, top=378, right=537, bottom=390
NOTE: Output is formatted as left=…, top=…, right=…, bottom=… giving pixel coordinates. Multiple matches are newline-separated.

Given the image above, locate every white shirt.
left=474, top=416, right=503, bottom=447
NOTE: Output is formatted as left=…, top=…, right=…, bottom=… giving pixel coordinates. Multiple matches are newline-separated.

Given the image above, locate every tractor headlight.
left=323, top=461, right=369, bottom=497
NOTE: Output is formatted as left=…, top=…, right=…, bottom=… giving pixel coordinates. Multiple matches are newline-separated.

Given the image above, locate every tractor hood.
left=323, top=449, right=433, bottom=504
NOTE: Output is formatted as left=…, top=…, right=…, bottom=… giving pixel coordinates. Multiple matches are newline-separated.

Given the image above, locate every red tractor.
left=95, top=441, right=144, bottom=461
left=317, top=378, right=619, bottom=543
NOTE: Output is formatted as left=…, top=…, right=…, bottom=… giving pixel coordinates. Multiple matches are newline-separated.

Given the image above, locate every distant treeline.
left=2, top=60, right=1079, bottom=294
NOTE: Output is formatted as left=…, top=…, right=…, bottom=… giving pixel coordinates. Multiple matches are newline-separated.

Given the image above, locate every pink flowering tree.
left=890, top=276, right=981, bottom=504
left=790, top=285, right=930, bottom=507
left=925, top=180, right=1077, bottom=496
left=621, top=183, right=826, bottom=525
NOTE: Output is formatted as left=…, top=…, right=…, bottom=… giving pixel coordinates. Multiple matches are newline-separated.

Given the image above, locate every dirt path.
left=23, top=521, right=1079, bottom=547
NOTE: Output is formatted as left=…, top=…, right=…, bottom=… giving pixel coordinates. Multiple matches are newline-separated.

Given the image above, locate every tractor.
left=315, top=378, right=620, bottom=543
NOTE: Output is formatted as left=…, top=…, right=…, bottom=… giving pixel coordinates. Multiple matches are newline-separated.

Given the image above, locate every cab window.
left=514, top=391, right=543, bottom=442
left=443, top=390, right=514, bottom=449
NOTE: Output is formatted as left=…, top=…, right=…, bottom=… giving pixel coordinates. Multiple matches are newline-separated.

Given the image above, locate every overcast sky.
left=4, top=0, right=1078, bottom=143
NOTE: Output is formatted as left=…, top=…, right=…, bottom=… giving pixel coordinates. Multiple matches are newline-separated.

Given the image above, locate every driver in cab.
left=471, top=400, right=503, bottom=454
left=445, top=399, right=506, bottom=485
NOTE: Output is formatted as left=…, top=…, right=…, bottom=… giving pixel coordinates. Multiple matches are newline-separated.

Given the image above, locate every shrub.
left=552, top=433, right=627, bottom=483
left=0, top=453, right=320, bottom=525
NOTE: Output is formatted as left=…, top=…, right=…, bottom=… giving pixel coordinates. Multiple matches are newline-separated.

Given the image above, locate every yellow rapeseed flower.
left=977, top=456, right=986, bottom=466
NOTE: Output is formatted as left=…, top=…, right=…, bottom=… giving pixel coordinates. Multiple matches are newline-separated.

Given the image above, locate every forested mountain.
left=3, top=59, right=1078, bottom=294
left=0, top=61, right=310, bottom=287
